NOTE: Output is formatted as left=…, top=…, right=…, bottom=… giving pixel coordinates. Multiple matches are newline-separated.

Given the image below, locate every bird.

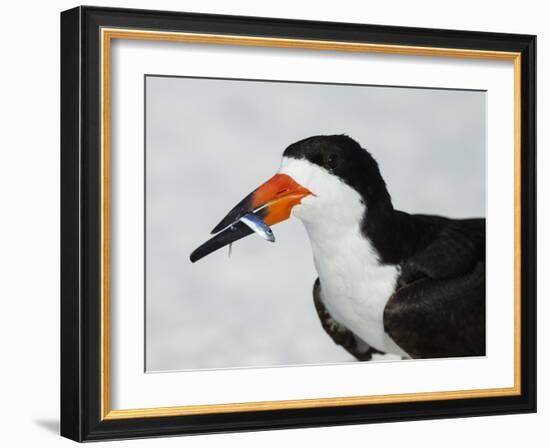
left=190, top=135, right=485, bottom=360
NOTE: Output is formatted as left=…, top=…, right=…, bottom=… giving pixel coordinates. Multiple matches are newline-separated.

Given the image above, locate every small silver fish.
left=239, top=213, right=275, bottom=242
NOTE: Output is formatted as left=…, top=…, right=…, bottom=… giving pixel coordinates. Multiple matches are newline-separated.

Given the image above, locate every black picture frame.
left=61, top=5, right=536, bottom=442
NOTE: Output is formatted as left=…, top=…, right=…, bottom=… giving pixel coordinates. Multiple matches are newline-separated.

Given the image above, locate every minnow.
left=239, top=213, right=275, bottom=242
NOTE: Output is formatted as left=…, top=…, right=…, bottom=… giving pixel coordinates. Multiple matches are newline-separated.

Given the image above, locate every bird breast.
left=303, top=220, right=408, bottom=357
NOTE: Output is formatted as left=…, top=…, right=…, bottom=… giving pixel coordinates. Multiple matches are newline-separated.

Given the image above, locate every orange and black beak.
left=190, top=173, right=312, bottom=263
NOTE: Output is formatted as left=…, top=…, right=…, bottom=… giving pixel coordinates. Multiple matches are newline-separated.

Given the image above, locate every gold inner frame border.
left=99, top=27, right=522, bottom=420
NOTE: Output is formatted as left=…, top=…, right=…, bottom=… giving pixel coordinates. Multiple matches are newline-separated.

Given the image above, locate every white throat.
left=279, top=157, right=365, bottom=227
left=279, top=157, right=407, bottom=356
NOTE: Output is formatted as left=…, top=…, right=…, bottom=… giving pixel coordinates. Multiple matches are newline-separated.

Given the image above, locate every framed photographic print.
left=60, top=6, right=536, bottom=442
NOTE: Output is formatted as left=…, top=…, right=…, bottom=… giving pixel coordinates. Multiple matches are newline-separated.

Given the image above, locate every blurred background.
left=145, top=76, right=486, bottom=371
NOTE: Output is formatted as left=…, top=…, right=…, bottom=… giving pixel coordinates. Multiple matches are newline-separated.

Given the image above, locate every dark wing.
left=396, top=218, right=485, bottom=288
left=313, top=278, right=383, bottom=361
left=384, top=219, right=486, bottom=358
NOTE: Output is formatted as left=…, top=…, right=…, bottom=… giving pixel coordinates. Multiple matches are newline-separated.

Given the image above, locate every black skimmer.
left=190, top=135, right=485, bottom=359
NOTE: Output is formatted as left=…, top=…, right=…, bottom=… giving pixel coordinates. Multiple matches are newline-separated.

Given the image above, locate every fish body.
left=240, top=213, right=275, bottom=242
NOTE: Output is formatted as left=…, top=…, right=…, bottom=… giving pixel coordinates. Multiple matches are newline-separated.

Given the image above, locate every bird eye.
left=327, top=153, right=338, bottom=169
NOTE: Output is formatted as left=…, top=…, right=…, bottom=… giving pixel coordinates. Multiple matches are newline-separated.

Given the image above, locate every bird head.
left=190, top=135, right=390, bottom=262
